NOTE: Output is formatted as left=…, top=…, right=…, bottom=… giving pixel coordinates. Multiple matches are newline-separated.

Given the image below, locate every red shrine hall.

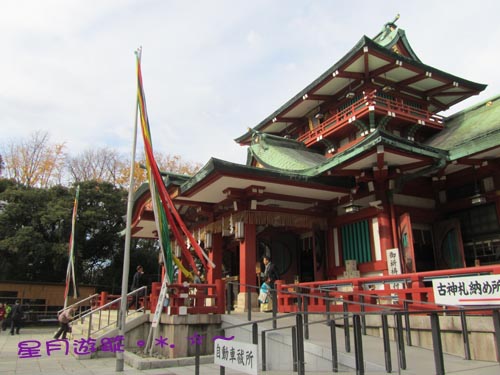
left=130, top=18, right=500, bottom=311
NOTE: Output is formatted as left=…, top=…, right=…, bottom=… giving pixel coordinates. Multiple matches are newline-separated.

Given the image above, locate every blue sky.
left=1, top=0, right=499, bottom=166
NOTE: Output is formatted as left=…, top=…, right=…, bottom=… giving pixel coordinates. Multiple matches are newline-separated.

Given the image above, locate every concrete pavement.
left=0, top=326, right=238, bottom=375
left=1, top=316, right=500, bottom=374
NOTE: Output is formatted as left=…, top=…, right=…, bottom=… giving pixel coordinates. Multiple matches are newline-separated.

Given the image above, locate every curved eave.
left=248, top=146, right=324, bottom=173
left=234, top=36, right=371, bottom=145
left=312, top=129, right=447, bottom=176
left=178, top=157, right=352, bottom=202
left=247, top=133, right=326, bottom=172
left=235, top=34, right=486, bottom=145
left=129, top=172, right=192, bottom=234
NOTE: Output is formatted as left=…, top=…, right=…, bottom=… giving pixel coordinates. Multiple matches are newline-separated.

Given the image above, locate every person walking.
left=54, top=307, right=75, bottom=340
left=129, top=265, right=145, bottom=309
left=10, top=300, right=23, bottom=335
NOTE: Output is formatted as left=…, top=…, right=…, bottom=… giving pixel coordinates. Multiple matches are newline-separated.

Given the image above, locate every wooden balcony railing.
left=297, top=90, right=445, bottom=147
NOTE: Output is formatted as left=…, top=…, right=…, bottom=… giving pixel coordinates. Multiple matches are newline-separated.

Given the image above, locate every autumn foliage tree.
left=1, top=131, right=66, bottom=187
left=1, top=131, right=202, bottom=190
left=0, top=131, right=204, bottom=286
left=67, top=148, right=124, bottom=186
left=117, top=152, right=202, bottom=191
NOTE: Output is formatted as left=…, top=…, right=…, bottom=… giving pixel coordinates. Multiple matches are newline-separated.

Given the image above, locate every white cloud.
left=1, top=0, right=499, bottom=167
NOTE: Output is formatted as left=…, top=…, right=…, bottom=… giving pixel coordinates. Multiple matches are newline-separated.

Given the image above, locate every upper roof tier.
left=235, top=18, right=487, bottom=145
left=426, top=94, right=500, bottom=160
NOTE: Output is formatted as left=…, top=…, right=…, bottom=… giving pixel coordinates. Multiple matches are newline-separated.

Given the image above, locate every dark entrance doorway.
left=299, top=234, right=315, bottom=282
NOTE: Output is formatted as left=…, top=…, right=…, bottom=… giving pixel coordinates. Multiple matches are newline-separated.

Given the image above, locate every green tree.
left=0, top=180, right=133, bottom=287
left=100, top=238, right=162, bottom=294
left=0, top=182, right=71, bottom=281
left=73, top=181, right=127, bottom=285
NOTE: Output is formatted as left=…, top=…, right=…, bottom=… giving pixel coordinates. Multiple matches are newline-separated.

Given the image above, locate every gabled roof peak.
left=371, top=14, right=421, bottom=62
left=373, top=14, right=400, bottom=45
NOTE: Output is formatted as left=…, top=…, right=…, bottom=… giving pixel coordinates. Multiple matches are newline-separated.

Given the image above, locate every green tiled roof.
left=249, top=129, right=446, bottom=177
left=248, top=133, right=326, bottom=172
left=426, top=95, right=500, bottom=159
left=178, top=157, right=352, bottom=194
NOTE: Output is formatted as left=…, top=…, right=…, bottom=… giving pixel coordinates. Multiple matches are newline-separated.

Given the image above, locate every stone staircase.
left=69, top=308, right=148, bottom=359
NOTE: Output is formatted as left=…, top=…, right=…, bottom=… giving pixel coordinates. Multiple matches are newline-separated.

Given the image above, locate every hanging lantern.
left=234, top=221, right=245, bottom=240
left=205, top=232, right=213, bottom=249
left=343, top=195, right=361, bottom=214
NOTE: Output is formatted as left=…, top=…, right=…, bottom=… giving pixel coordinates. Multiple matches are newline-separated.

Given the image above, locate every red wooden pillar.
left=377, top=212, right=395, bottom=251
left=215, top=279, right=225, bottom=314
left=326, top=227, right=335, bottom=278
left=239, top=223, right=256, bottom=292
left=495, top=198, right=500, bottom=231
left=180, top=247, right=188, bottom=283
left=207, top=233, right=223, bottom=284
left=99, top=291, right=108, bottom=307
left=150, top=282, right=161, bottom=313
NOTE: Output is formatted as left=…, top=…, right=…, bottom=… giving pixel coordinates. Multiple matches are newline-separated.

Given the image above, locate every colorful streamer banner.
left=135, top=51, right=214, bottom=282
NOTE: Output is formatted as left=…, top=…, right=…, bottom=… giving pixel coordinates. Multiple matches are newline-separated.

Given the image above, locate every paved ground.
left=0, top=326, right=297, bottom=375
left=1, top=319, right=500, bottom=374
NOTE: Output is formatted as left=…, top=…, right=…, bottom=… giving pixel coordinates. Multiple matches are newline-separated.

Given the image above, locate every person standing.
left=129, top=265, right=145, bottom=309
left=2, top=303, right=11, bottom=331
left=262, top=255, right=279, bottom=288
left=54, top=307, right=75, bottom=340
left=10, top=300, right=23, bottom=335
left=0, top=303, right=5, bottom=333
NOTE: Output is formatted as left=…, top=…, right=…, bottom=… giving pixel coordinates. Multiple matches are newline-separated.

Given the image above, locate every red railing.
left=96, top=290, right=149, bottom=310
left=276, top=265, right=500, bottom=313
left=94, top=266, right=500, bottom=316
left=149, top=279, right=225, bottom=315
left=95, top=280, right=225, bottom=315
left=297, top=90, right=444, bottom=146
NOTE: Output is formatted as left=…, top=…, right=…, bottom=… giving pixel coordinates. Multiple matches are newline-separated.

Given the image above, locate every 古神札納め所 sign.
left=214, top=339, right=257, bottom=375
left=432, top=274, right=500, bottom=306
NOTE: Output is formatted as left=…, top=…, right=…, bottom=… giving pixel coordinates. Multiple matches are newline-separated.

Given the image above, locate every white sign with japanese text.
left=386, top=248, right=403, bottom=289
left=433, top=274, right=500, bottom=306
left=214, top=339, right=258, bottom=375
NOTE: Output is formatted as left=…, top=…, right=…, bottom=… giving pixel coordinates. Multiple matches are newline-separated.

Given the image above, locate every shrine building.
left=130, top=18, right=500, bottom=310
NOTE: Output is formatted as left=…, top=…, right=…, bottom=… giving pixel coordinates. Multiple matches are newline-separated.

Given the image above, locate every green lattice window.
left=341, top=220, right=372, bottom=264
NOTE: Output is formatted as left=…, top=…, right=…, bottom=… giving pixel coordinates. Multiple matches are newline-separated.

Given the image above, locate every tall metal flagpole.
left=64, top=184, right=80, bottom=309
left=116, top=47, right=141, bottom=372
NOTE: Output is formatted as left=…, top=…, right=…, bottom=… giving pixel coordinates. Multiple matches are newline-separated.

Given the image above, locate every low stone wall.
left=362, top=314, right=498, bottom=362
left=125, top=313, right=221, bottom=359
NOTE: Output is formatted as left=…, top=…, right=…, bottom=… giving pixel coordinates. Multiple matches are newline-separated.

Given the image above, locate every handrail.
left=226, top=266, right=500, bottom=317
left=58, top=293, right=100, bottom=316
left=291, top=283, right=481, bottom=313
left=216, top=282, right=500, bottom=374
left=79, top=286, right=147, bottom=320
left=77, top=286, right=147, bottom=338
left=292, top=264, right=500, bottom=289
